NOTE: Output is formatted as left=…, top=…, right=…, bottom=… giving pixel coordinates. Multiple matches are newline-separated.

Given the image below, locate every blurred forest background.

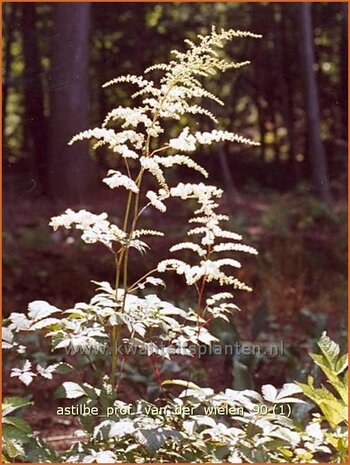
left=2, top=2, right=348, bottom=398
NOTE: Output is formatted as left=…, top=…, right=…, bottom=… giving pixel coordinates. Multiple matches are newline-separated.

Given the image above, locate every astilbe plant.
left=3, top=28, right=348, bottom=463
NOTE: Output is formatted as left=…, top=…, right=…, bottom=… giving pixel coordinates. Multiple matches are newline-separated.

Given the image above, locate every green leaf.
left=335, top=354, right=348, bottom=375
left=134, top=427, right=181, bottom=455
left=2, top=397, right=32, bottom=417
left=55, top=381, right=99, bottom=400
left=53, top=362, right=74, bottom=374
left=55, top=382, right=85, bottom=399
left=109, top=420, right=135, bottom=438
left=297, top=379, right=338, bottom=405
left=30, top=317, right=61, bottom=330
left=214, top=445, right=230, bottom=460
left=318, top=399, right=347, bottom=428
left=209, top=318, right=240, bottom=347
left=317, top=332, right=340, bottom=369
left=28, top=300, right=60, bottom=321
left=2, top=416, right=31, bottom=434
left=3, top=424, right=31, bottom=445
left=25, top=437, right=61, bottom=463
left=233, top=359, right=254, bottom=390
left=2, top=436, right=25, bottom=459
left=297, top=379, right=347, bottom=429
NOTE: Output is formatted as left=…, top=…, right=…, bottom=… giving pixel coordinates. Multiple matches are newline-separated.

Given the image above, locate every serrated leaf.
left=318, top=399, right=347, bottom=428
left=30, top=318, right=61, bottom=330
left=36, top=362, right=72, bottom=379
left=58, top=382, right=86, bottom=399
left=109, top=420, right=135, bottom=438
left=262, top=383, right=304, bottom=404
left=11, top=370, right=35, bottom=386
left=2, top=397, right=32, bottom=417
left=335, top=354, right=348, bottom=375
left=94, top=451, right=116, bottom=463
left=91, top=280, right=115, bottom=295
left=54, top=362, right=74, bottom=374
left=2, top=436, right=25, bottom=459
left=2, top=416, right=31, bottom=434
left=317, top=332, right=340, bottom=368
left=25, top=436, right=60, bottom=463
left=261, top=384, right=277, bottom=402
left=28, top=300, right=60, bottom=321
left=2, top=424, right=31, bottom=445
left=198, top=328, right=218, bottom=345
left=134, top=427, right=180, bottom=455
left=8, top=313, right=31, bottom=331
left=2, top=327, right=14, bottom=345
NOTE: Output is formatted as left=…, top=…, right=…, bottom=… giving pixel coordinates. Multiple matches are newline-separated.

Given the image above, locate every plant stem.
left=110, top=81, right=177, bottom=389
left=110, top=186, right=135, bottom=387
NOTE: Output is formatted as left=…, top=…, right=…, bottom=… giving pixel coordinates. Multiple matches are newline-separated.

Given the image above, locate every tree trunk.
left=218, top=143, right=239, bottom=210
left=281, top=6, right=302, bottom=185
left=297, top=3, right=332, bottom=206
left=2, top=3, right=16, bottom=139
left=340, top=3, right=348, bottom=140
left=48, top=3, right=96, bottom=204
left=250, top=4, right=267, bottom=163
left=22, top=3, right=48, bottom=192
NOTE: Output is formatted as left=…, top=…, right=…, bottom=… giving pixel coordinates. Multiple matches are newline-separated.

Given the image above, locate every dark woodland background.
left=2, top=2, right=348, bottom=406
left=3, top=3, right=348, bottom=201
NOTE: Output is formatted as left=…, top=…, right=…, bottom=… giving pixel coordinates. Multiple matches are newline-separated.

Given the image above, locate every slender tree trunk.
left=251, top=4, right=267, bottom=163
left=269, top=9, right=281, bottom=168
left=297, top=3, right=332, bottom=206
left=48, top=3, right=96, bottom=204
left=2, top=3, right=16, bottom=139
left=98, top=33, right=108, bottom=125
left=340, top=3, right=348, bottom=140
left=22, top=3, right=48, bottom=192
left=218, top=143, right=239, bottom=210
left=280, top=6, right=299, bottom=184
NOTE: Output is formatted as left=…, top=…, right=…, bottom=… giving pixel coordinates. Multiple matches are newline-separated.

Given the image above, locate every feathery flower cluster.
left=50, top=209, right=126, bottom=249
left=50, top=209, right=109, bottom=232
left=170, top=182, right=223, bottom=202
left=170, top=242, right=207, bottom=257
left=103, top=106, right=152, bottom=129
left=102, top=74, right=153, bottom=89
left=213, top=243, right=258, bottom=254
left=146, top=191, right=168, bottom=213
left=169, top=127, right=197, bottom=152
left=68, top=27, right=261, bottom=230
left=103, top=170, right=139, bottom=193
left=140, top=157, right=169, bottom=191
left=132, top=229, right=164, bottom=239
left=157, top=176, right=256, bottom=293
left=154, top=155, right=208, bottom=178
left=157, top=257, right=246, bottom=287
left=206, top=292, right=234, bottom=306
left=69, top=128, right=144, bottom=156
left=195, top=130, right=259, bottom=147
left=147, top=27, right=261, bottom=87
left=168, top=128, right=259, bottom=154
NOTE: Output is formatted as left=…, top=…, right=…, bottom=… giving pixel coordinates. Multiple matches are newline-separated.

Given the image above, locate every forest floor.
left=3, top=168, right=347, bottom=449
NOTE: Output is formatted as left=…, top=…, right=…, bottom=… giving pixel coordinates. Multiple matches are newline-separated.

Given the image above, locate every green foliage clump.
left=297, top=332, right=348, bottom=463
